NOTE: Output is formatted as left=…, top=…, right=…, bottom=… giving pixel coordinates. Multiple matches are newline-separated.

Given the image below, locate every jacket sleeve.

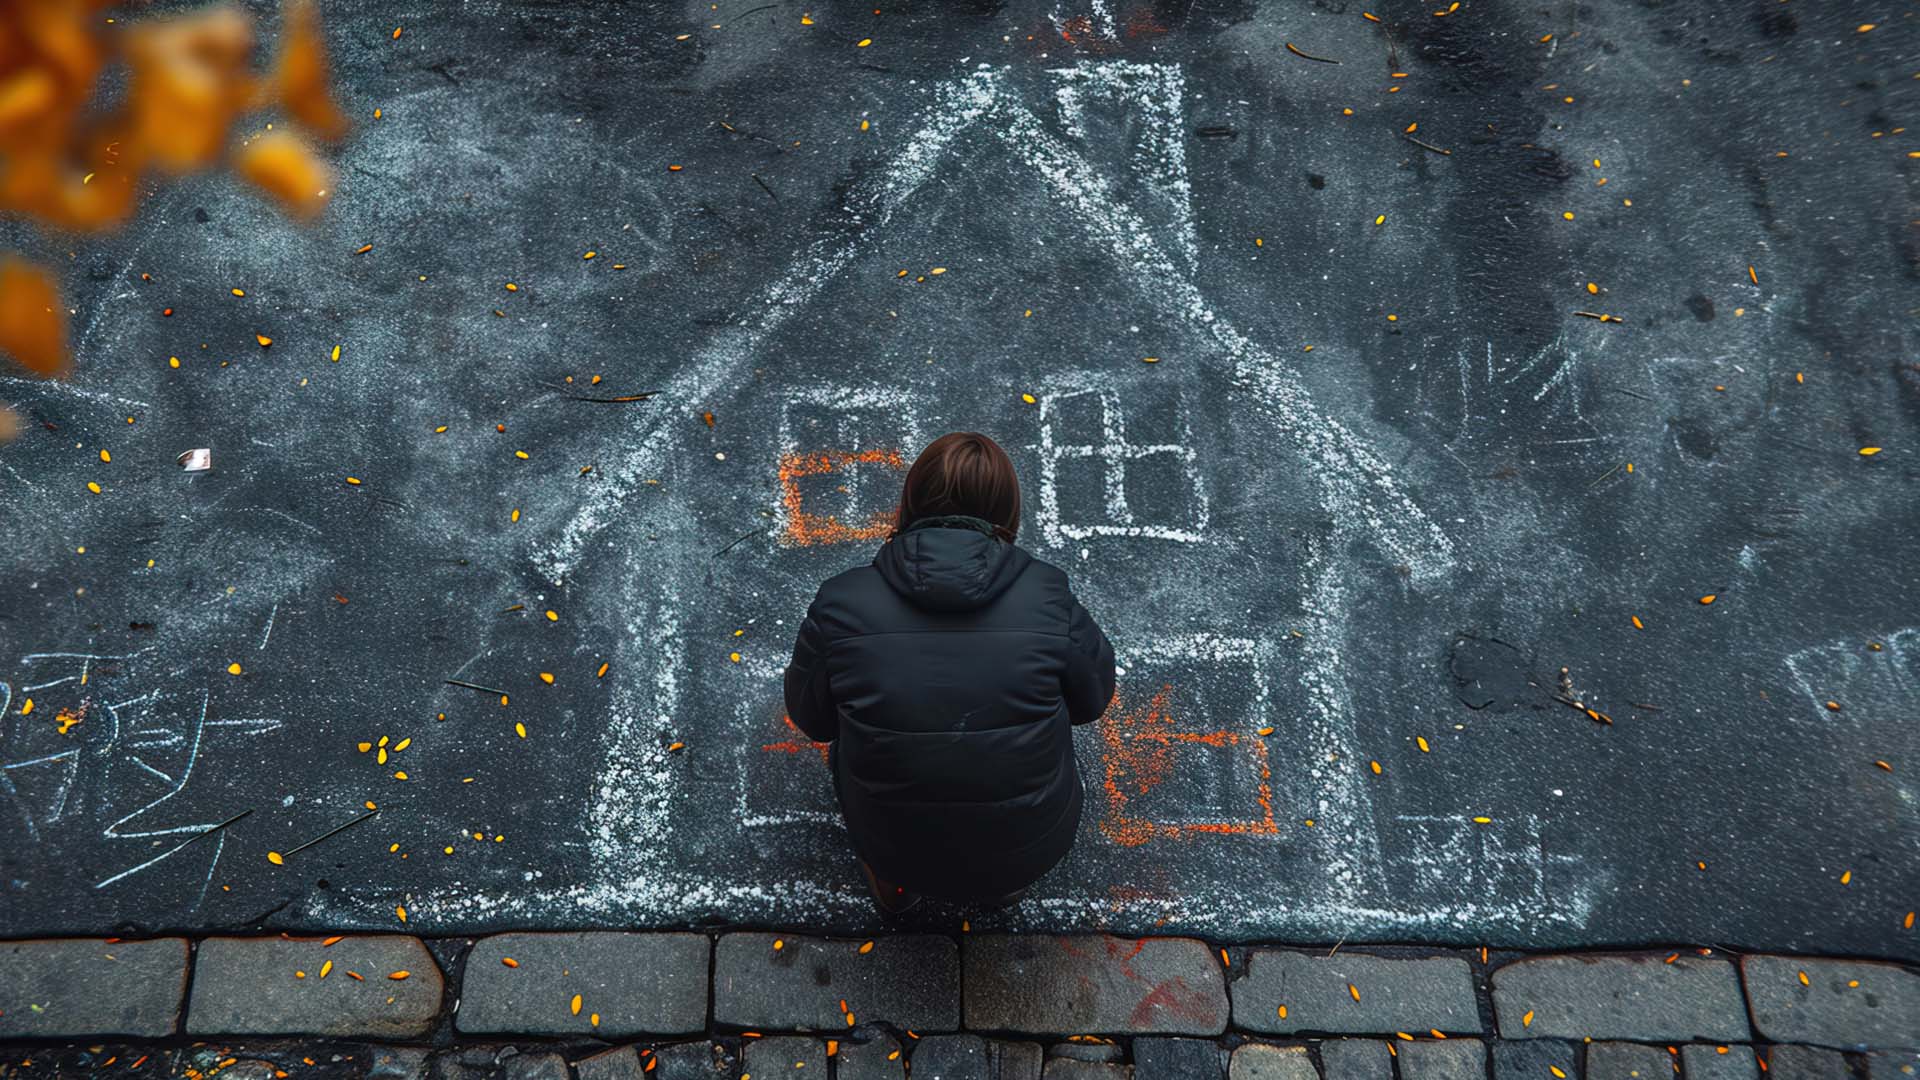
left=783, top=601, right=838, bottom=743
left=1063, top=590, right=1117, bottom=727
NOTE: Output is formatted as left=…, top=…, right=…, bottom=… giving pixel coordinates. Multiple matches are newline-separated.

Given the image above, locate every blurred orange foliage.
left=0, top=0, right=345, bottom=380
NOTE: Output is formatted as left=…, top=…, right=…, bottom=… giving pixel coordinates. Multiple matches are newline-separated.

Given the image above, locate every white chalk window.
left=1035, top=384, right=1209, bottom=547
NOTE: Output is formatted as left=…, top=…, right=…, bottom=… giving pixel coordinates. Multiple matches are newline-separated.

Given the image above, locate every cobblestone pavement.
left=3, top=935, right=1915, bottom=1079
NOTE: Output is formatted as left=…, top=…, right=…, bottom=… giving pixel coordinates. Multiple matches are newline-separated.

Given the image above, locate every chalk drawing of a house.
left=394, top=60, right=1601, bottom=934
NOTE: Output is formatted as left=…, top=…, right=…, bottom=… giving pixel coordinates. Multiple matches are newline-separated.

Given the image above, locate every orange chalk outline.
left=777, top=448, right=905, bottom=546
left=1100, top=683, right=1277, bottom=847
left=762, top=714, right=830, bottom=764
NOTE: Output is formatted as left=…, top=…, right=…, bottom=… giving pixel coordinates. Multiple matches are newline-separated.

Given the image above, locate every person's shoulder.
left=1010, top=546, right=1075, bottom=596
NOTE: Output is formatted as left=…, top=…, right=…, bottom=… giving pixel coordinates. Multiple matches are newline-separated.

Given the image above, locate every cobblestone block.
left=501, top=1052, right=569, bottom=1080
left=1683, top=1044, right=1759, bottom=1080
left=1131, top=1038, right=1225, bottom=1080
left=1225, top=1045, right=1316, bottom=1080
left=1586, top=1041, right=1672, bottom=1079
left=1866, top=1051, right=1920, bottom=1079
left=1765, top=1045, right=1853, bottom=1080
left=909, top=1035, right=1041, bottom=1080
left=187, top=936, right=443, bottom=1038
left=1491, top=954, right=1748, bottom=1041
left=0, top=937, right=188, bottom=1037
left=1229, top=951, right=1478, bottom=1036
left=1394, top=1039, right=1485, bottom=1080
left=1049, top=1043, right=1124, bottom=1064
left=1491, top=1039, right=1577, bottom=1080
left=574, top=1047, right=643, bottom=1080
left=714, top=934, right=958, bottom=1032
left=651, top=1041, right=734, bottom=1080
left=1317, top=1040, right=1391, bottom=1080
left=370, top=1046, right=432, bottom=1080
left=967, top=936, right=1228, bottom=1036
left=999, top=1041, right=1044, bottom=1080
left=1043, top=1063, right=1131, bottom=1080
left=1743, top=956, right=1920, bottom=1050
left=457, top=932, right=708, bottom=1037
left=743, top=1035, right=824, bottom=1080
left=837, top=1035, right=904, bottom=1080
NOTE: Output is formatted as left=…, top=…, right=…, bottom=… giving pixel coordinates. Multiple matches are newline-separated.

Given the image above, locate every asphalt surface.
left=0, top=0, right=1915, bottom=959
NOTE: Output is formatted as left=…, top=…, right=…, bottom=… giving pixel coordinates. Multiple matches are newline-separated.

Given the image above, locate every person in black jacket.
left=783, top=431, right=1117, bottom=914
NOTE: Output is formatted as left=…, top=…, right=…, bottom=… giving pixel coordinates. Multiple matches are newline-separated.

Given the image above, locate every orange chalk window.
left=778, top=448, right=905, bottom=546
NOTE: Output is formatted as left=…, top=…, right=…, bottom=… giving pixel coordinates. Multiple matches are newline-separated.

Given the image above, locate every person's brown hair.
left=889, top=432, right=1021, bottom=542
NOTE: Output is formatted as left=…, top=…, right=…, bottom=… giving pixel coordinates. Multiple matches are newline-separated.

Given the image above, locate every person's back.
left=783, top=432, right=1116, bottom=911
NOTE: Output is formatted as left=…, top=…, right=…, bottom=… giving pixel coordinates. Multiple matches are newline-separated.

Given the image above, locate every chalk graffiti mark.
left=4, top=648, right=283, bottom=901
left=1784, top=627, right=1920, bottom=724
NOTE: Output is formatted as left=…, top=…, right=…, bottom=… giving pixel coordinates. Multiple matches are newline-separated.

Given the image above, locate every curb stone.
left=715, top=933, right=959, bottom=1032
left=966, top=936, right=1228, bottom=1036
left=1490, top=954, right=1750, bottom=1041
left=187, top=936, right=443, bottom=1038
left=457, top=932, right=709, bottom=1037
left=1742, top=955, right=1920, bottom=1051
left=0, top=937, right=189, bottom=1038
left=1230, top=951, right=1479, bottom=1036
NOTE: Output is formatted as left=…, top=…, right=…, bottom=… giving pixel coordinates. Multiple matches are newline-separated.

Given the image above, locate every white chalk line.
left=535, top=69, right=1007, bottom=585
left=984, top=93, right=1456, bottom=587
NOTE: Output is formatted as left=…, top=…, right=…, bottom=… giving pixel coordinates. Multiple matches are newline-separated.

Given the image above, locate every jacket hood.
left=873, top=515, right=1030, bottom=613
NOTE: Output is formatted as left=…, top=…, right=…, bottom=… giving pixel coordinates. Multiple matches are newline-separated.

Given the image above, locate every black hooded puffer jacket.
left=783, top=514, right=1117, bottom=901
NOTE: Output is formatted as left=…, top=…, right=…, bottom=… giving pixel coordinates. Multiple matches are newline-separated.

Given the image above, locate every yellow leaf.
left=228, top=663, right=243, bottom=676
left=1522, top=1010, right=1534, bottom=1027
left=320, top=960, right=332, bottom=979
left=389, top=970, right=410, bottom=980
left=267, top=852, right=284, bottom=865
left=571, top=994, right=583, bottom=1016
left=515, top=722, right=527, bottom=739
left=1860, top=447, right=1882, bottom=456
